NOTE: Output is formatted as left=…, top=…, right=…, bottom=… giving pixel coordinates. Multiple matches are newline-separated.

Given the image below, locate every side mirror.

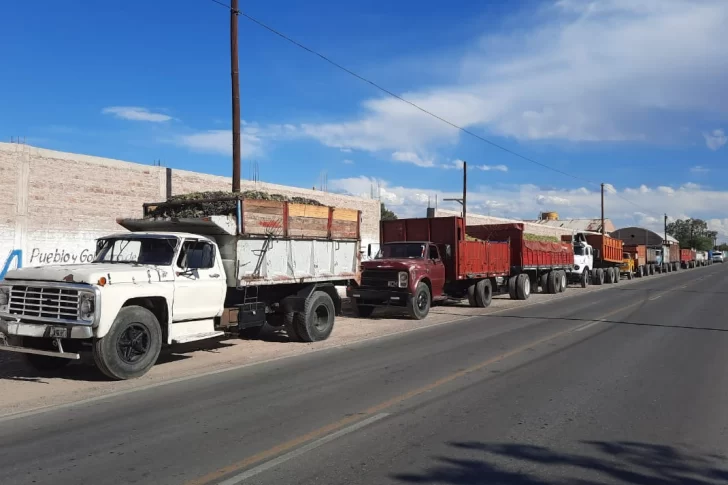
left=594, top=249, right=601, bottom=259
left=367, top=244, right=372, bottom=257
left=445, top=245, right=452, bottom=258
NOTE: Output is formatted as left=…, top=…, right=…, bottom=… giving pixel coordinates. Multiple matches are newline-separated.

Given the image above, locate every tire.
left=580, top=270, right=589, bottom=288
left=354, top=301, right=376, bottom=318
left=627, top=270, right=633, bottom=280
left=467, top=283, right=478, bottom=307
left=285, top=314, right=303, bottom=342
left=594, top=268, right=604, bottom=285
left=92, top=306, right=162, bottom=380
left=407, top=282, right=431, bottom=320
left=516, top=274, right=531, bottom=300
left=475, top=279, right=493, bottom=307
left=558, top=271, right=567, bottom=293
left=649, top=264, right=655, bottom=275
left=294, top=291, right=336, bottom=341
left=605, top=267, right=614, bottom=284
left=547, top=271, right=558, bottom=294
left=638, top=266, right=643, bottom=278
left=614, top=268, right=620, bottom=283
left=239, top=325, right=264, bottom=339
left=539, top=273, right=549, bottom=293
left=508, top=275, right=518, bottom=300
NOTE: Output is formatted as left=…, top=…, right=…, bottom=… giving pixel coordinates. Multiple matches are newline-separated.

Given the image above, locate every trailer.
left=645, top=247, right=659, bottom=274
left=668, top=244, right=681, bottom=272
left=468, top=224, right=574, bottom=295
left=349, top=216, right=510, bottom=319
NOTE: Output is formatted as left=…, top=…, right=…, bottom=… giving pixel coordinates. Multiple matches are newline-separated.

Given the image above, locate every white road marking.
left=649, top=294, right=662, bottom=301
left=575, top=321, right=602, bottom=332
left=219, top=413, right=390, bottom=484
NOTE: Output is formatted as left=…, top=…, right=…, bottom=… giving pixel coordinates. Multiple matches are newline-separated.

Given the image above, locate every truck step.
left=171, top=331, right=226, bottom=344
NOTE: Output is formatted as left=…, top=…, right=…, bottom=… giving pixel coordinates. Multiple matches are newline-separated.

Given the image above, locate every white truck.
left=0, top=196, right=361, bottom=380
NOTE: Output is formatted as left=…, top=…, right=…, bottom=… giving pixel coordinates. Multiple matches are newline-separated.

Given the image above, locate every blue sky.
left=2, top=0, right=727, bottom=236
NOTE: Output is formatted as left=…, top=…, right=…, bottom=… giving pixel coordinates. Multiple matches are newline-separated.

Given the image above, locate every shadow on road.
left=393, top=441, right=728, bottom=484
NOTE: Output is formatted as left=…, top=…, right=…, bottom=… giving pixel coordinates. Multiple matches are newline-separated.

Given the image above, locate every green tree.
left=381, top=203, right=398, bottom=221
left=666, top=218, right=717, bottom=251
left=717, top=243, right=728, bottom=251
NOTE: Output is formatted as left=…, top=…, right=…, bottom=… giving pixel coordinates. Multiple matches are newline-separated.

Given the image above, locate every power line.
left=205, top=0, right=666, bottom=219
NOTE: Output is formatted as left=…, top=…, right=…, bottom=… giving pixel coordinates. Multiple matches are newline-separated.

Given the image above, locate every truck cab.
left=0, top=232, right=228, bottom=380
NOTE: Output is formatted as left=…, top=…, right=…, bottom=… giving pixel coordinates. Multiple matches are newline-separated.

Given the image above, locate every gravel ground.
left=0, top=274, right=665, bottom=417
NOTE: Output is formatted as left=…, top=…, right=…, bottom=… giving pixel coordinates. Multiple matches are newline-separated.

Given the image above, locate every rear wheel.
left=547, top=271, right=559, bottom=294
left=558, top=271, right=567, bottom=292
left=508, top=275, right=518, bottom=300
left=605, top=267, right=614, bottom=284
left=649, top=264, right=655, bottom=275
left=516, top=274, right=531, bottom=300
left=294, top=291, right=336, bottom=341
left=627, top=270, right=633, bottom=280
left=539, top=273, right=549, bottom=293
left=467, top=283, right=478, bottom=307
left=475, top=279, right=493, bottom=307
left=407, top=283, right=431, bottom=320
left=614, top=268, right=620, bottom=283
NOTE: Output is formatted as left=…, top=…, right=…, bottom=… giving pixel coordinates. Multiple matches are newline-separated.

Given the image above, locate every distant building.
left=611, top=227, right=679, bottom=246
left=525, top=212, right=615, bottom=234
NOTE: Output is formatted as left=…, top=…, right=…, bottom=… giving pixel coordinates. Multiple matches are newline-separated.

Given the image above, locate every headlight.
left=0, top=286, right=9, bottom=310
left=78, top=292, right=95, bottom=321
left=398, top=271, right=408, bottom=288
left=574, top=265, right=580, bottom=270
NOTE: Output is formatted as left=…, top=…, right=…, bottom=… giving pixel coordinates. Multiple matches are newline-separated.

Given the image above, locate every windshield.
left=574, top=246, right=586, bottom=256
left=376, top=243, right=426, bottom=259
left=94, top=237, right=179, bottom=265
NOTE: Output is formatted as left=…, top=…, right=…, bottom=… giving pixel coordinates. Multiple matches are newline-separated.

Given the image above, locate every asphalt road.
left=1, top=264, right=728, bottom=485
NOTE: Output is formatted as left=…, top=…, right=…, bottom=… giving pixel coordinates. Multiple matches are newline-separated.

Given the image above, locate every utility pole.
left=664, top=214, right=668, bottom=245
left=600, top=183, right=605, bottom=235
left=444, top=161, right=467, bottom=224
left=230, top=0, right=241, bottom=193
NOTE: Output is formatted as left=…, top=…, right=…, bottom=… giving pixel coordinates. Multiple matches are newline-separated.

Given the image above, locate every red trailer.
left=680, top=248, right=697, bottom=269
left=350, top=217, right=510, bottom=319
left=467, top=223, right=574, bottom=296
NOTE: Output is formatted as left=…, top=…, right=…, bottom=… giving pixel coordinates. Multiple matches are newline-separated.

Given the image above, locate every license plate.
left=50, top=327, right=68, bottom=339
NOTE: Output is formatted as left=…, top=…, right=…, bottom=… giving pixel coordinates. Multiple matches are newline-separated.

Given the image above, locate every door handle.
left=210, top=274, right=220, bottom=278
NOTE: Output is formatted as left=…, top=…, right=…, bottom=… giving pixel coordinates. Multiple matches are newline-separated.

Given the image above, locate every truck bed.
left=380, top=217, right=511, bottom=279
left=624, top=244, right=646, bottom=266
left=120, top=196, right=362, bottom=287
left=466, top=223, right=573, bottom=270
left=584, top=234, right=623, bottom=264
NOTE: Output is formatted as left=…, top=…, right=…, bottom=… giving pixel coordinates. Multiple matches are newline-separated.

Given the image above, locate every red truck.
left=348, top=217, right=509, bottom=319
left=467, top=223, right=574, bottom=296
left=680, top=248, right=697, bottom=269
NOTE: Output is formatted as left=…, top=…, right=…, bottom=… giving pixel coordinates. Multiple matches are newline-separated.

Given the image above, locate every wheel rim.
left=417, top=291, right=428, bottom=310
left=117, top=323, right=151, bottom=364
left=524, top=277, right=530, bottom=296
left=313, top=304, right=331, bottom=331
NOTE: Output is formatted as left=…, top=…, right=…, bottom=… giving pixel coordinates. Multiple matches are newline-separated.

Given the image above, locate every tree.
left=666, top=218, right=717, bottom=251
left=381, top=203, right=398, bottom=221
left=717, top=243, right=728, bottom=251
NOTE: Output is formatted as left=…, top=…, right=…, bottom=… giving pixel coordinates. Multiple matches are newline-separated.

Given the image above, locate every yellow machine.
left=620, top=253, right=634, bottom=280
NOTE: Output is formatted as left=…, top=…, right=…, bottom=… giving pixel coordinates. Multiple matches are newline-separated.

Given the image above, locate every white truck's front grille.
left=8, top=286, right=80, bottom=321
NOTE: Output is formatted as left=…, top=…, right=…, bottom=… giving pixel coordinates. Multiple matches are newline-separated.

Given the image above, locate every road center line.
left=575, top=321, right=602, bottom=332
left=649, top=294, right=663, bottom=300
left=218, top=413, right=391, bottom=485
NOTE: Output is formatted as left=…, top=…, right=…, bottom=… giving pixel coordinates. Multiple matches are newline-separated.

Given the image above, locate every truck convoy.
left=348, top=217, right=573, bottom=319
left=561, top=233, right=623, bottom=285
left=0, top=195, right=361, bottom=379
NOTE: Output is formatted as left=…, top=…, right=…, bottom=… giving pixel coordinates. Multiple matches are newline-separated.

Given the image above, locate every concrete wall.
left=434, top=208, right=577, bottom=239
left=0, top=143, right=380, bottom=277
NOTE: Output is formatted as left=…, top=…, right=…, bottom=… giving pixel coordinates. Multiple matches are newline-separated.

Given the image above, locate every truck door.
left=428, top=244, right=446, bottom=298
left=173, top=239, right=227, bottom=321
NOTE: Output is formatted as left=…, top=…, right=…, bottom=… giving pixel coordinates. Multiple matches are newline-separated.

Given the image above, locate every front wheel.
left=407, top=283, right=431, bottom=320
left=580, top=270, right=589, bottom=288
left=93, top=306, right=162, bottom=380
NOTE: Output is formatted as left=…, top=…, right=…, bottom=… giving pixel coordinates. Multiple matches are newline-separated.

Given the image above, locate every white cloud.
left=174, top=122, right=297, bottom=158
left=342, top=159, right=354, bottom=164
left=391, top=151, right=435, bottom=167
left=690, top=165, right=710, bottom=173
left=340, top=148, right=352, bottom=153
left=329, top=176, right=728, bottom=239
left=102, top=106, right=172, bottom=122
left=299, top=0, right=728, bottom=154
left=703, top=129, right=727, bottom=151
left=442, top=159, right=465, bottom=170
left=477, top=164, right=508, bottom=172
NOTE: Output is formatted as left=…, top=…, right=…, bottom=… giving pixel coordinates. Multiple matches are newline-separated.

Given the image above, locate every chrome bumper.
left=0, top=319, right=93, bottom=360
